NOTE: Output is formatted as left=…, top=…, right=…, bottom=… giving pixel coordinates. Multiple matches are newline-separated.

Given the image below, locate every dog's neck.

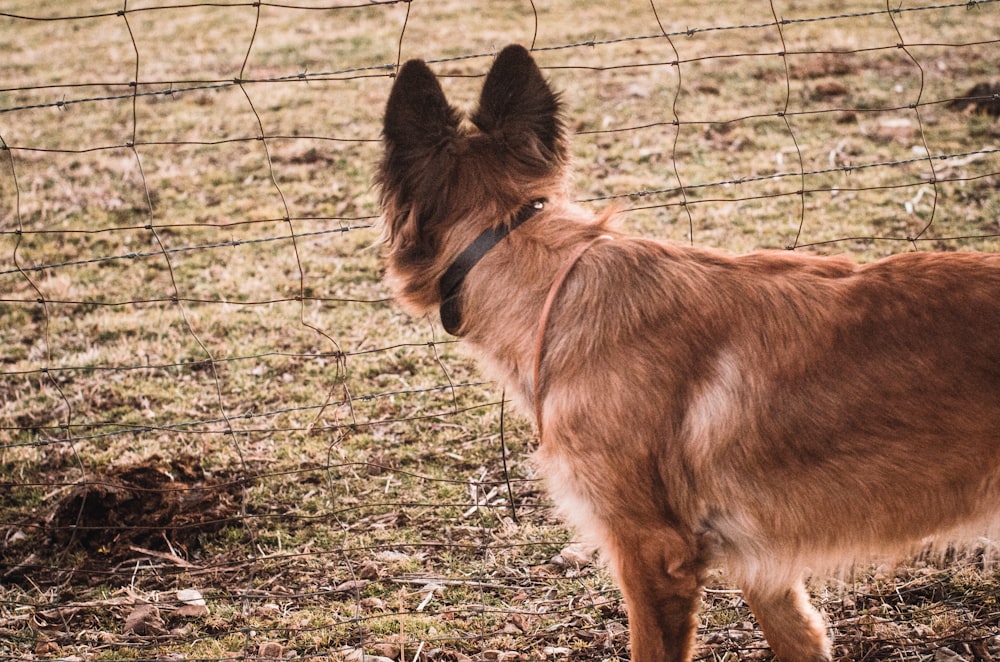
left=438, top=199, right=547, bottom=335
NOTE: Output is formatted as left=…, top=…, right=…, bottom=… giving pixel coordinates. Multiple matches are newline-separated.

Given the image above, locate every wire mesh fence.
left=2, top=1, right=999, bottom=660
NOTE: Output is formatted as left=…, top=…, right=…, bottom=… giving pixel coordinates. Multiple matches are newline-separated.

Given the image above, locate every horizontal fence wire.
left=2, top=1, right=1000, bottom=661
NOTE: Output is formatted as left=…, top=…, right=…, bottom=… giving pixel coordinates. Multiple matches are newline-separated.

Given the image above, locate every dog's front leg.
left=604, top=528, right=706, bottom=662
left=740, top=579, right=832, bottom=662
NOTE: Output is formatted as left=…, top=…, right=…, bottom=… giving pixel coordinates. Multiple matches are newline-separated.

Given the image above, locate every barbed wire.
left=2, top=143, right=996, bottom=275
left=0, top=225, right=371, bottom=276
left=2, top=381, right=494, bottom=449
left=2, top=1, right=996, bottom=116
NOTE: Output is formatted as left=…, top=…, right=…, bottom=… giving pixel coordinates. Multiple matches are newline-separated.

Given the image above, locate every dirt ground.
left=6, top=455, right=241, bottom=580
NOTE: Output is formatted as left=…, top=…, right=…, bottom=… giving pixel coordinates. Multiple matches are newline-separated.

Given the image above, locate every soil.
left=949, top=82, right=1000, bottom=116
left=3, top=454, right=244, bottom=585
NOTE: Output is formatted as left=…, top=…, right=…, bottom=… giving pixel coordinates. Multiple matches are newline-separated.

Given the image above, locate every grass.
left=2, top=0, right=1000, bottom=660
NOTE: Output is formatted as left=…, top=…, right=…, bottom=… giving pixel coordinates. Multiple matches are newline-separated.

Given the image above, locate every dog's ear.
left=383, top=58, right=460, bottom=154
left=472, top=44, right=566, bottom=166
left=380, top=59, right=461, bottom=246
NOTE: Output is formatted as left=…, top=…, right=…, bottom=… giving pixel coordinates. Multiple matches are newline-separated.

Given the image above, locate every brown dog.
left=377, top=44, right=1000, bottom=662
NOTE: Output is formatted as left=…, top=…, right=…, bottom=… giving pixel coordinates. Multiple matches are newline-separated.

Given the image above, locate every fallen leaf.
left=333, top=579, right=368, bottom=593
left=258, top=642, right=284, bottom=658
left=552, top=542, right=597, bottom=568
left=371, top=643, right=400, bottom=659
left=124, top=603, right=167, bottom=636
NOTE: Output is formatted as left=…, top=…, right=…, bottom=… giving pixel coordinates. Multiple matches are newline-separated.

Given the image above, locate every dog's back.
left=533, top=240, right=1000, bottom=661
left=537, top=239, right=1000, bottom=568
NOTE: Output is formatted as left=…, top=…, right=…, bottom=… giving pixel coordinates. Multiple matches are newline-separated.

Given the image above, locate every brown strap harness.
left=532, top=235, right=614, bottom=440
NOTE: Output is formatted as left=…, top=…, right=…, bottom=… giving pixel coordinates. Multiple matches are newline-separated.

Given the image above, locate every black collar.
left=439, top=199, right=546, bottom=336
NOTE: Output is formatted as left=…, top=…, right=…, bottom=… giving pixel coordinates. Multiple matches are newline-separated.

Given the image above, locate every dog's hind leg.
left=740, top=578, right=832, bottom=662
left=603, top=527, right=707, bottom=662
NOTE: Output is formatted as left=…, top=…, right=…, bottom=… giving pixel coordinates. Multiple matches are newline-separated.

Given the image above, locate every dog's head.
left=377, top=44, right=569, bottom=316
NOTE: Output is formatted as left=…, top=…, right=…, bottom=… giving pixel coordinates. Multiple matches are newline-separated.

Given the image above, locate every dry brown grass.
left=2, top=1, right=999, bottom=660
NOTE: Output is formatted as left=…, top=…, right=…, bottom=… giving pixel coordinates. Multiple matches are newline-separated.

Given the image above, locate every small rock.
left=177, top=589, right=206, bottom=606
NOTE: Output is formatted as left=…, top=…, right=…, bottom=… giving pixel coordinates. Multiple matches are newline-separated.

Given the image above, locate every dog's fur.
left=377, top=44, right=1000, bottom=662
